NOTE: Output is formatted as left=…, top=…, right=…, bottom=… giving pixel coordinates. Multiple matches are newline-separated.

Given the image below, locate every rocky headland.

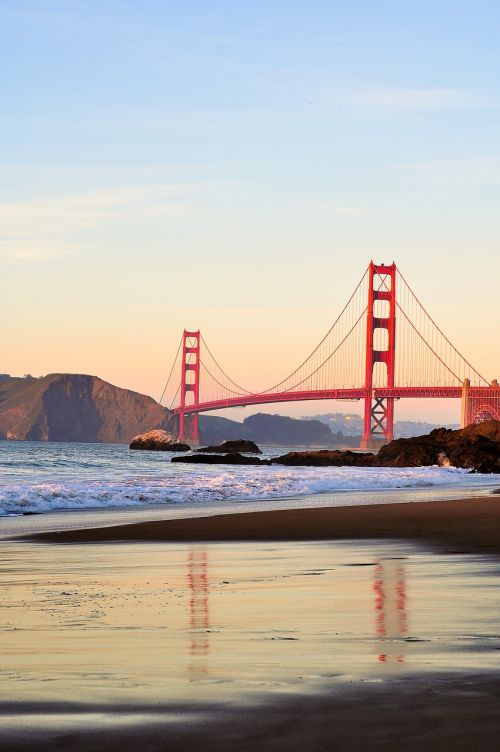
left=0, top=373, right=178, bottom=443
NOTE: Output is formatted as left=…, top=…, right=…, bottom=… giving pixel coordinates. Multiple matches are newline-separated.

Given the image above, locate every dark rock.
left=459, top=419, right=500, bottom=442
left=271, top=450, right=376, bottom=467
left=196, top=439, right=261, bottom=454
left=376, top=436, right=442, bottom=468
left=376, top=422, right=500, bottom=473
left=130, top=429, right=190, bottom=452
left=172, top=452, right=269, bottom=465
left=270, top=421, right=500, bottom=472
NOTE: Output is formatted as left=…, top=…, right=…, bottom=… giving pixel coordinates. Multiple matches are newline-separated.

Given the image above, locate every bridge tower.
left=179, top=330, right=200, bottom=445
left=361, top=262, right=396, bottom=449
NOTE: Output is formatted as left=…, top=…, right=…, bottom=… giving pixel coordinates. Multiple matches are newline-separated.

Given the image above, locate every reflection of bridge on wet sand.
left=186, top=547, right=409, bottom=676
left=187, top=549, right=210, bottom=678
left=373, top=558, right=408, bottom=662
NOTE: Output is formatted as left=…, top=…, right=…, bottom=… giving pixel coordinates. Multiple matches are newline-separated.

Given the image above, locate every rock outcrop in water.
left=271, top=450, right=376, bottom=467
left=195, top=439, right=261, bottom=454
left=375, top=421, right=500, bottom=473
left=173, top=421, right=500, bottom=473
left=129, top=429, right=190, bottom=452
left=271, top=421, right=500, bottom=473
left=173, top=452, right=269, bottom=466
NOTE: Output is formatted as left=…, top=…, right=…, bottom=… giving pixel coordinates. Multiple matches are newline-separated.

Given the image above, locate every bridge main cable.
left=255, top=266, right=369, bottom=395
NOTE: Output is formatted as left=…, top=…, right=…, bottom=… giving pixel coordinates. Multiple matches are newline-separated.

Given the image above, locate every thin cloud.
left=347, top=87, right=492, bottom=111
left=372, top=154, right=500, bottom=190
left=0, top=185, right=199, bottom=234
left=0, top=184, right=199, bottom=261
left=0, top=241, right=76, bottom=261
left=308, top=203, right=370, bottom=217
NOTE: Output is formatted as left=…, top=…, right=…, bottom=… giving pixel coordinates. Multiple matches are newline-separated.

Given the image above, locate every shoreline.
left=25, top=495, right=500, bottom=555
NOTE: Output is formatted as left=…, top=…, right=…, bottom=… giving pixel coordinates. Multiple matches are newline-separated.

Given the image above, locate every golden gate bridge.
left=159, top=262, right=500, bottom=446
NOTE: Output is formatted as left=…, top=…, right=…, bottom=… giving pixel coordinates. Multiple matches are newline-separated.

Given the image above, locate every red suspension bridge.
left=159, top=262, right=500, bottom=447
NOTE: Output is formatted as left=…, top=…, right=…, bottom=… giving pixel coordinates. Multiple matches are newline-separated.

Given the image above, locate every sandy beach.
left=27, top=495, right=500, bottom=554
left=2, top=494, right=500, bottom=750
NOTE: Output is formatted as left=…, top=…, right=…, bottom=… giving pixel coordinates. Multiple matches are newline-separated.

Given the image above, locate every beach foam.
left=1, top=461, right=498, bottom=516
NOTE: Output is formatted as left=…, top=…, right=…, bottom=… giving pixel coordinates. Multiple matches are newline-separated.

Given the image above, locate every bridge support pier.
left=178, top=330, right=200, bottom=445
left=361, top=262, right=396, bottom=449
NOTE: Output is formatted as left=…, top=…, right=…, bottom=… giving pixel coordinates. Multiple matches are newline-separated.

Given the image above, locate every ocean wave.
left=0, top=465, right=496, bottom=516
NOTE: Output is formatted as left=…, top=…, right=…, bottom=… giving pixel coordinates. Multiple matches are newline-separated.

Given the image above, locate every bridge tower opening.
left=179, top=330, right=200, bottom=445
left=361, top=262, right=396, bottom=449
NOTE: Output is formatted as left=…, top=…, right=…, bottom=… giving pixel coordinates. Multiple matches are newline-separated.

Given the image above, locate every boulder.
left=376, top=422, right=500, bottom=473
left=271, top=450, right=376, bottom=467
left=129, top=429, right=190, bottom=452
left=172, top=452, right=269, bottom=465
left=195, top=439, right=262, bottom=454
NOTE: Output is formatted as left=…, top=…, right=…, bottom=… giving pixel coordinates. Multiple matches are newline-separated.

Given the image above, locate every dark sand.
left=27, top=496, right=500, bottom=555
left=3, top=673, right=500, bottom=752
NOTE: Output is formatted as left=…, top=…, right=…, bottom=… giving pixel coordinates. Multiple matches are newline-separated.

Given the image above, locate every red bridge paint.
left=167, top=262, right=500, bottom=445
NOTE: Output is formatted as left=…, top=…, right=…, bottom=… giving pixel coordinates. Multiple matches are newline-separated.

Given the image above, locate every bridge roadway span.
left=172, top=386, right=464, bottom=416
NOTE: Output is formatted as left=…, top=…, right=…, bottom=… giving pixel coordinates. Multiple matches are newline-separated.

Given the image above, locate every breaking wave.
left=1, top=456, right=498, bottom=516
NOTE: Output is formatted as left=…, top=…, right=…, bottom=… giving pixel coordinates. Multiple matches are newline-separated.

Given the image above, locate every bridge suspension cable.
left=158, top=334, right=182, bottom=406
left=199, top=335, right=252, bottom=395
left=395, top=269, right=489, bottom=387
left=251, top=267, right=369, bottom=395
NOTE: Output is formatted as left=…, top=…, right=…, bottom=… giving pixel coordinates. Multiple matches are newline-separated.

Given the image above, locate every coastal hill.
left=199, top=412, right=337, bottom=447
left=0, top=373, right=342, bottom=446
left=0, top=373, right=177, bottom=443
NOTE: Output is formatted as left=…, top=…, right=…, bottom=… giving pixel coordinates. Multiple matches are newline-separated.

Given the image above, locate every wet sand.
left=5, top=496, right=500, bottom=750
left=4, top=673, right=500, bottom=752
left=27, top=495, right=500, bottom=555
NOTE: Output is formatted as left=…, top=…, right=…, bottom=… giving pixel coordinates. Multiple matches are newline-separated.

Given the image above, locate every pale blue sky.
left=2, top=1, right=499, bottom=422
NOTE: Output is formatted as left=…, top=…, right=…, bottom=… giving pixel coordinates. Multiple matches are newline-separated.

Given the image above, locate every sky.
left=2, top=0, right=499, bottom=424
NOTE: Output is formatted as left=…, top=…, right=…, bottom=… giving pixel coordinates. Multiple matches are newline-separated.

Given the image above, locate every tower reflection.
left=187, top=548, right=210, bottom=679
left=373, top=558, right=408, bottom=663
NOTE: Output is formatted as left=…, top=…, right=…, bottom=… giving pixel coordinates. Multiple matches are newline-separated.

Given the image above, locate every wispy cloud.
left=0, top=184, right=198, bottom=261
left=373, top=153, right=500, bottom=191
left=0, top=241, right=76, bottom=261
left=307, top=203, right=370, bottom=217
left=347, top=87, right=492, bottom=112
left=0, top=184, right=191, bottom=226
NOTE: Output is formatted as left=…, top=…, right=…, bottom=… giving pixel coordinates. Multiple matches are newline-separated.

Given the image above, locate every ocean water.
left=1, top=440, right=499, bottom=518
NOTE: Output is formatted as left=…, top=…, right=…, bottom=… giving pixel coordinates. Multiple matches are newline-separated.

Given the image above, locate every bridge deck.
left=173, top=386, right=466, bottom=415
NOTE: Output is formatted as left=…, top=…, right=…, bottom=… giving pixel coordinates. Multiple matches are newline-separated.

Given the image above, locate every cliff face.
left=0, top=374, right=177, bottom=443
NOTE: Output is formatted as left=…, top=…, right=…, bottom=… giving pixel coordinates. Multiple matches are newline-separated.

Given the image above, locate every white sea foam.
left=1, top=463, right=498, bottom=516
